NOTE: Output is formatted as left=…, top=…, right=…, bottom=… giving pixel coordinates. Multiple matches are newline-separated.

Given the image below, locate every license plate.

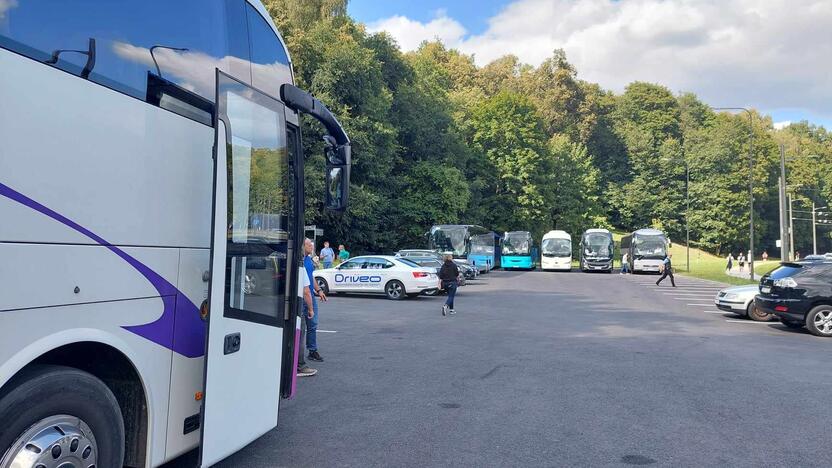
left=761, top=286, right=771, bottom=293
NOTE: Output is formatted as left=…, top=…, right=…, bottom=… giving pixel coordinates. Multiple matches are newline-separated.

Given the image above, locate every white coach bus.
left=0, top=1, right=351, bottom=467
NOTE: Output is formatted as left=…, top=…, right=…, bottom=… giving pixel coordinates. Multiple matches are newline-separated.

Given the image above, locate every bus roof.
left=542, top=230, right=571, bottom=240
left=583, top=228, right=611, bottom=235
left=634, top=228, right=665, bottom=236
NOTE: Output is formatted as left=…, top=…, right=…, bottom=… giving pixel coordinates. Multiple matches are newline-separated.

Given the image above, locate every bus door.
left=200, top=71, right=292, bottom=467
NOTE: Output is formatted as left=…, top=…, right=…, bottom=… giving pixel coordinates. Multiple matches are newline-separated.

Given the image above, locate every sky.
left=349, top=0, right=832, bottom=130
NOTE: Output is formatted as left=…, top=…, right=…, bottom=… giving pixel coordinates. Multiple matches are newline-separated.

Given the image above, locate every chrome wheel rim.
left=1, top=415, right=98, bottom=468
left=814, top=310, right=832, bottom=335
left=387, top=282, right=402, bottom=298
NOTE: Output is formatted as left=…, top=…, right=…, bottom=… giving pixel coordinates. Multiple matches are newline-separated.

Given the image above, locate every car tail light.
left=412, top=271, right=429, bottom=278
left=775, top=305, right=789, bottom=312
left=773, top=277, right=798, bottom=288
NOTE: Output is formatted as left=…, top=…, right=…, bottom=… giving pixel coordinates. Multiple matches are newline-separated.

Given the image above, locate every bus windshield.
left=542, top=238, right=571, bottom=257
left=583, top=233, right=612, bottom=257
left=633, top=234, right=667, bottom=258
left=470, top=234, right=495, bottom=255
left=502, top=233, right=531, bottom=255
left=430, top=226, right=467, bottom=257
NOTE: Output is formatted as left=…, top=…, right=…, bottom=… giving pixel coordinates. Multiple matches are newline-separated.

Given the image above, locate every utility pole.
left=788, top=194, right=794, bottom=260
left=778, top=144, right=788, bottom=260
left=685, top=163, right=690, bottom=272
left=813, top=202, right=817, bottom=255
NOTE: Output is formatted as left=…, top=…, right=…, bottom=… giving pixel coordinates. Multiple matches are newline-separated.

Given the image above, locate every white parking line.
left=687, top=303, right=715, bottom=306
left=317, top=330, right=338, bottom=333
left=725, top=320, right=771, bottom=324
left=703, top=310, right=727, bottom=314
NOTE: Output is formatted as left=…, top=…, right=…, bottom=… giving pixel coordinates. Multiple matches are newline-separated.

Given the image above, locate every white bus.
left=621, top=229, right=668, bottom=273
left=541, top=230, right=572, bottom=271
left=0, top=2, right=351, bottom=467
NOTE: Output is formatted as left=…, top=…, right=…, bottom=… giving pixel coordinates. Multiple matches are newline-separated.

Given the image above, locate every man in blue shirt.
left=320, top=241, right=335, bottom=269
left=655, top=253, right=676, bottom=287
left=304, top=238, right=327, bottom=362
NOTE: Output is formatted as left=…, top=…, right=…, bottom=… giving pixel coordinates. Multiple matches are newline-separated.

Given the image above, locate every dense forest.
left=266, top=0, right=832, bottom=258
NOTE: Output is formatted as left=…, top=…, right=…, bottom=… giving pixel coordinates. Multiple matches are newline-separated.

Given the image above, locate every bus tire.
left=0, top=365, right=125, bottom=468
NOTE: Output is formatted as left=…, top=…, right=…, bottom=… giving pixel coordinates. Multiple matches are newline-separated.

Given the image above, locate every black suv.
left=756, top=261, right=832, bottom=337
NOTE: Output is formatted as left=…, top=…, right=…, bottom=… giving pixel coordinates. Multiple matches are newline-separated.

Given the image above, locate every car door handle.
left=223, top=333, right=241, bottom=355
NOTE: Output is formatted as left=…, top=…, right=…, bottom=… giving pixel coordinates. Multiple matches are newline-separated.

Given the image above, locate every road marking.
left=317, top=330, right=338, bottom=333
left=687, top=303, right=715, bottom=306
left=703, top=310, right=727, bottom=314
left=725, top=320, right=771, bottom=324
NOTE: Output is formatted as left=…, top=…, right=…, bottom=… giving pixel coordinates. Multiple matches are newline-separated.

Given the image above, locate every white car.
left=314, top=255, right=439, bottom=300
left=714, top=284, right=773, bottom=322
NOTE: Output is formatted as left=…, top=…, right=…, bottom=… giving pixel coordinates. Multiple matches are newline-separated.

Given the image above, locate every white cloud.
left=0, top=0, right=18, bottom=19
left=773, top=121, right=792, bottom=130
left=368, top=0, right=832, bottom=124
left=366, top=12, right=466, bottom=51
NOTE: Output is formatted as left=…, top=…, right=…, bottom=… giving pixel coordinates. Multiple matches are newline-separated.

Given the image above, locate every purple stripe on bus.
left=0, top=182, right=206, bottom=358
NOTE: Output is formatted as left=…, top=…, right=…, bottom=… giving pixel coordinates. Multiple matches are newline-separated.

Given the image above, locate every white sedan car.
left=714, top=284, right=773, bottom=322
left=314, top=255, right=439, bottom=300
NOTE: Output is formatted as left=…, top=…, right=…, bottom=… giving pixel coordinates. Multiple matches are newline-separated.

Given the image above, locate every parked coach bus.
left=0, top=1, right=351, bottom=467
left=579, top=228, right=614, bottom=273
left=621, top=229, right=668, bottom=273
left=541, top=230, right=572, bottom=271
left=501, top=231, right=535, bottom=270
left=428, top=224, right=500, bottom=272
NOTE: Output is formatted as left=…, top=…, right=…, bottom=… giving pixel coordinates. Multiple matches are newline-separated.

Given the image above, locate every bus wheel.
left=0, top=365, right=125, bottom=468
left=385, top=280, right=405, bottom=300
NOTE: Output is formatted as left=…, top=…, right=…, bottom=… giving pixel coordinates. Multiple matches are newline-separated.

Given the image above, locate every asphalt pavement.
left=166, top=270, right=832, bottom=467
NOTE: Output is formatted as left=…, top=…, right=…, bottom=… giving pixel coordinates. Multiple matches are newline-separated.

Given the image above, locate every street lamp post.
left=663, top=157, right=690, bottom=271
left=713, top=107, right=754, bottom=278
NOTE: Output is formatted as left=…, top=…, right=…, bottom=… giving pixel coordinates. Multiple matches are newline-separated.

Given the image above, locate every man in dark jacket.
left=439, top=253, right=460, bottom=316
left=655, top=253, right=676, bottom=287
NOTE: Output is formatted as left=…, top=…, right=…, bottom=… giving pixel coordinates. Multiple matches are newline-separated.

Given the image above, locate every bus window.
left=246, top=2, right=291, bottom=98
left=0, top=0, right=249, bottom=119
left=221, top=74, right=289, bottom=323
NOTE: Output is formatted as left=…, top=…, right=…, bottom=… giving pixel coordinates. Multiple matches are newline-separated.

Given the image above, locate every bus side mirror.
left=324, top=137, right=350, bottom=211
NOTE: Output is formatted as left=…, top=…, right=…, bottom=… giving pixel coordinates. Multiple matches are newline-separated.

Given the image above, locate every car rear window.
left=397, top=258, right=421, bottom=268
left=767, top=264, right=804, bottom=279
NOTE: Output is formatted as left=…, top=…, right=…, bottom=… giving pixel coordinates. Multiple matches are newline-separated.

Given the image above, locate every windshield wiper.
left=46, top=38, right=96, bottom=79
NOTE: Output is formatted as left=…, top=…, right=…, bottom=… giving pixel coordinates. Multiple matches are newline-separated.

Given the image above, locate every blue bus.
left=501, top=231, right=536, bottom=270
left=428, top=224, right=501, bottom=272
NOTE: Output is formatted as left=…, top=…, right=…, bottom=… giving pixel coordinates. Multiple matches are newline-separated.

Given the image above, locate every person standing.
left=738, top=253, right=745, bottom=272
left=620, top=252, right=630, bottom=275
left=439, top=253, right=460, bottom=316
left=338, top=244, right=350, bottom=263
left=725, top=253, right=734, bottom=272
left=320, top=241, right=335, bottom=269
left=297, top=265, right=317, bottom=377
left=795, top=251, right=801, bottom=261
left=762, top=250, right=769, bottom=262
left=304, top=238, right=327, bottom=363
left=656, top=253, right=676, bottom=287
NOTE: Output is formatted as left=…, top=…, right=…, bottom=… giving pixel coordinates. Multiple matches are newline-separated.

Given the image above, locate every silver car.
left=714, top=284, right=773, bottom=322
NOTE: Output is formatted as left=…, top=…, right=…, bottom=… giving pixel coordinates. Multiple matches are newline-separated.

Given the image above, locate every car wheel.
left=385, top=280, right=405, bottom=300
left=746, top=302, right=773, bottom=322
left=780, top=318, right=804, bottom=329
left=316, top=277, right=329, bottom=295
left=805, top=305, right=832, bottom=337
left=0, top=365, right=125, bottom=468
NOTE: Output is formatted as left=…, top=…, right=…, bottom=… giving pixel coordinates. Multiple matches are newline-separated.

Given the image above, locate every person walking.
left=439, top=253, right=460, bottom=316
left=656, top=253, right=676, bottom=287
left=304, top=238, right=327, bottom=363
left=725, top=253, right=734, bottom=273
left=738, top=253, right=745, bottom=272
left=762, top=250, right=769, bottom=262
left=620, top=252, right=630, bottom=275
left=338, top=244, right=350, bottom=263
left=320, top=241, right=335, bottom=269
left=297, top=265, right=317, bottom=377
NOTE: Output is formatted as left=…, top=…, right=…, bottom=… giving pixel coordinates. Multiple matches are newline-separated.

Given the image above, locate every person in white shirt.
left=297, top=266, right=317, bottom=377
